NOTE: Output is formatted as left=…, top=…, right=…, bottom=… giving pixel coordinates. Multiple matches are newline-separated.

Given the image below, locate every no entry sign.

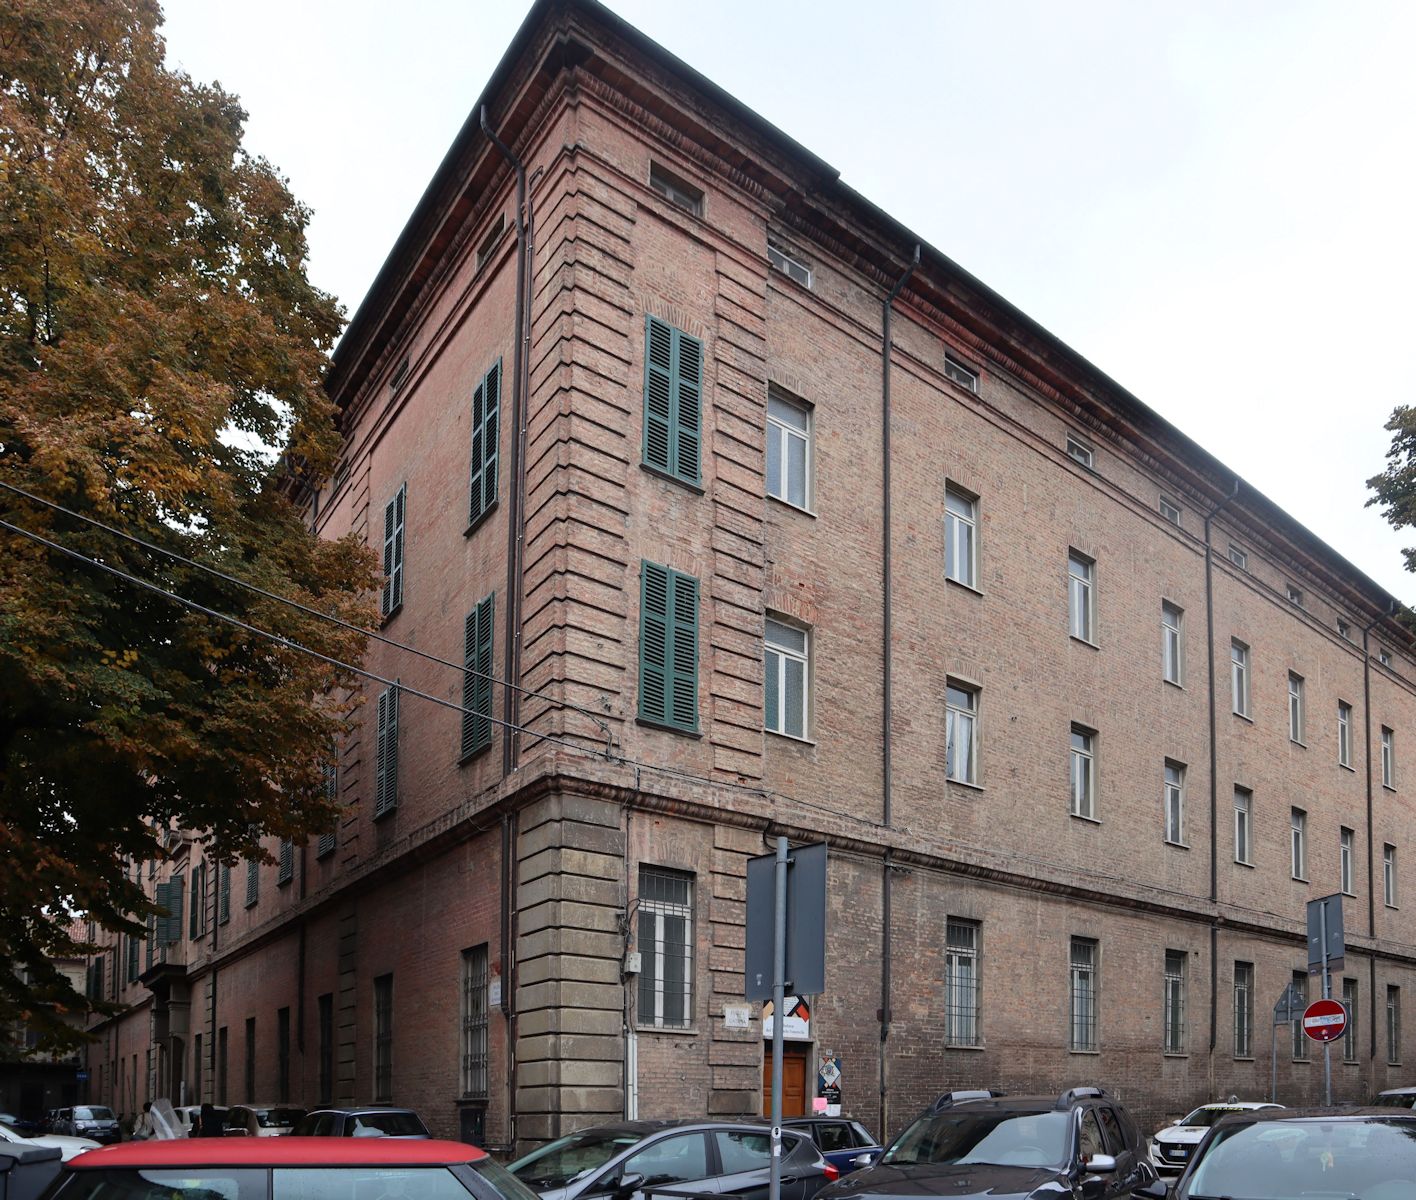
left=1302, top=998, right=1349, bottom=1043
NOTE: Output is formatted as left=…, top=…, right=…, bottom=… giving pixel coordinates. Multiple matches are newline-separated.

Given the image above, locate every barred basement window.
left=1163, top=950, right=1186, bottom=1054
left=1069, top=938, right=1098, bottom=1051
left=1388, top=986, right=1402, bottom=1065
left=1233, top=961, right=1254, bottom=1058
left=373, top=974, right=394, bottom=1102
left=277, top=1007, right=291, bottom=1102
left=1292, top=972, right=1309, bottom=1059
left=461, top=945, right=489, bottom=1098
left=1342, top=978, right=1359, bottom=1063
left=638, top=867, right=693, bottom=1029
left=945, top=920, right=980, bottom=1047
left=277, top=840, right=293, bottom=886
left=318, top=994, right=334, bottom=1103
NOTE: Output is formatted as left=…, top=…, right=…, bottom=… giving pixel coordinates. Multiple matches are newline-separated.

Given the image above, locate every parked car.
left=172, top=1105, right=229, bottom=1138
left=51, top=1107, right=120, bottom=1145
left=49, top=1134, right=543, bottom=1199
left=0, top=1113, right=42, bottom=1136
left=1149, top=1100, right=1282, bottom=1174
left=509, top=1119, right=837, bottom=1200
left=1131, top=1106, right=1416, bottom=1200
left=783, top=1118, right=882, bottom=1174
left=0, top=1117, right=101, bottom=1162
left=291, top=1106, right=430, bottom=1138
left=1371, top=1086, right=1416, bottom=1108
left=816, top=1087, right=1157, bottom=1200
left=223, top=1104, right=306, bottom=1137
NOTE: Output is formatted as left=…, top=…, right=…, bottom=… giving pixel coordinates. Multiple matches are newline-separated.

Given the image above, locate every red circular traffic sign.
left=1302, top=998, right=1348, bottom=1043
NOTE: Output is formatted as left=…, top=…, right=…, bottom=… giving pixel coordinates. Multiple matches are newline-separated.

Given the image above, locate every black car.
left=508, top=1119, right=837, bottom=1200
left=1132, top=1106, right=1416, bottom=1200
left=291, top=1106, right=431, bottom=1138
left=817, top=1088, right=1156, bottom=1200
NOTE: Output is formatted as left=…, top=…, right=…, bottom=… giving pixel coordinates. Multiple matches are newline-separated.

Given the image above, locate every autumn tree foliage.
left=0, top=0, right=375, bottom=1048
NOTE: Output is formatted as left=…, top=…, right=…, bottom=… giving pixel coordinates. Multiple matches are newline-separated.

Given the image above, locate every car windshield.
left=255, top=1108, right=304, bottom=1127
left=475, top=1158, right=548, bottom=1200
left=1182, top=1118, right=1416, bottom=1200
left=881, top=1110, right=1071, bottom=1170
left=510, top=1131, right=645, bottom=1188
left=348, top=1112, right=428, bottom=1137
left=1179, top=1106, right=1253, bottom=1128
left=74, top=1108, right=115, bottom=1121
left=1373, top=1093, right=1416, bottom=1108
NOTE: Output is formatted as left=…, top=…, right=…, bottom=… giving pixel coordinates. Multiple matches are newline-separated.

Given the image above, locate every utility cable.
left=0, top=478, right=614, bottom=744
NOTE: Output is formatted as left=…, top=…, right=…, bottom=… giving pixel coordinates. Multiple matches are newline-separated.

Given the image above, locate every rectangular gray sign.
left=744, top=841, right=827, bottom=1002
left=1307, top=893, right=1345, bottom=973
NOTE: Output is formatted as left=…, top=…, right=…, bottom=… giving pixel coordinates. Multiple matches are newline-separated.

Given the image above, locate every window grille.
left=945, top=920, right=980, bottom=1046
left=374, top=974, right=394, bottom=1101
left=638, top=867, right=693, bottom=1029
left=1163, top=950, right=1186, bottom=1054
left=1342, top=978, right=1358, bottom=1063
left=1069, top=938, right=1098, bottom=1051
left=1233, top=962, right=1254, bottom=1058
left=461, top=945, right=489, bottom=1098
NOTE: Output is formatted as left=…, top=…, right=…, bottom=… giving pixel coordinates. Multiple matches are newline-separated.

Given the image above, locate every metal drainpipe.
left=1204, top=479, right=1240, bottom=1053
left=1363, top=600, right=1396, bottom=1059
left=481, top=106, right=528, bottom=781
left=500, top=811, right=516, bottom=1150
left=879, top=246, right=918, bottom=1141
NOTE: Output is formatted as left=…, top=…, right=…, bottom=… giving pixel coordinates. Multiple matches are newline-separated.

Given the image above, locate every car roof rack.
left=1056, top=1087, right=1109, bottom=1108
left=928, top=1090, right=1005, bottom=1112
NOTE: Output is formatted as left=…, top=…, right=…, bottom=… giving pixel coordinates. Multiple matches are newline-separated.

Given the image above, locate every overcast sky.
left=160, top=0, right=1416, bottom=601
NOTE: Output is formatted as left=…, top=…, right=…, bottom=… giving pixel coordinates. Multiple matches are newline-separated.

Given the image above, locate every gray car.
left=509, top=1119, right=836, bottom=1200
left=291, top=1106, right=430, bottom=1138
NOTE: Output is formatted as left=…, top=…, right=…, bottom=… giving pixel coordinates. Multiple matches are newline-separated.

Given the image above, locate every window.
left=1162, top=602, right=1183, bottom=685
left=127, top=931, right=139, bottom=982
left=1385, top=844, right=1398, bottom=907
left=373, top=974, right=393, bottom=1102
left=766, top=388, right=810, bottom=509
left=1388, top=986, right=1402, bottom=1064
left=1234, top=787, right=1253, bottom=865
left=1287, top=584, right=1304, bottom=607
left=381, top=484, right=406, bottom=618
left=1380, top=648, right=1393, bottom=667
left=944, top=920, right=980, bottom=1047
left=1159, top=496, right=1182, bottom=525
left=1070, top=726, right=1096, bottom=820
left=1066, top=436, right=1093, bottom=468
left=1291, top=808, right=1308, bottom=879
left=1068, top=551, right=1095, bottom=642
left=217, top=1025, right=228, bottom=1105
left=1342, top=979, right=1359, bottom=1063
left=1341, top=828, right=1355, bottom=896
left=944, top=486, right=978, bottom=589
left=943, top=352, right=979, bottom=393
left=1163, top=950, right=1186, bottom=1054
left=1288, top=672, right=1305, bottom=743
left=638, top=867, right=693, bottom=1029
left=245, top=859, right=258, bottom=908
left=1233, top=961, right=1254, bottom=1058
left=1164, top=761, right=1185, bottom=846
left=1231, top=641, right=1250, bottom=717
left=1338, top=619, right=1352, bottom=640
left=638, top=561, right=699, bottom=732
left=648, top=161, right=703, bottom=215
left=642, top=316, right=702, bottom=485
left=1069, top=938, right=1098, bottom=1051
left=475, top=214, right=506, bottom=271
left=945, top=682, right=979, bottom=786
left=277, top=840, right=293, bottom=886
left=1338, top=701, right=1353, bottom=768
left=317, top=993, right=333, bottom=1103
left=461, top=594, right=495, bottom=759
left=193, top=1033, right=202, bottom=1102
left=188, top=862, right=206, bottom=939
left=461, top=945, right=489, bottom=1098
left=1291, top=972, right=1309, bottom=1059
left=1228, top=543, right=1248, bottom=570
left=767, top=239, right=811, bottom=288
left=218, top=862, right=231, bottom=925
left=468, top=361, right=501, bottom=530
left=374, top=685, right=400, bottom=817
left=1382, top=726, right=1395, bottom=788
left=244, top=1017, right=256, bottom=1103
left=317, top=762, right=337, bottom=859
left=277, top=1007, right=290, bottom=1102
left=388, top=355, right=409, bottom=393
left=764, top=617, right=809, bottom=740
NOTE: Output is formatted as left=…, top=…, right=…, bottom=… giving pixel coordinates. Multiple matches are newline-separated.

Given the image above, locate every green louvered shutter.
left=317, top=763, right=337, bottom=858
left=381, top=485, right=406, bottom=616
left=642, top=317, right=703, bottom=485
left=127, top=932, right=139, bottom=981
left=639, top=561, right=670, bottom=724
left=145, top=912, right=154, bottom=969
left=460, top=594, right=495, bottom=759
left=218, top=863, right=231, bottom=925
left=375, top=685, right=399, bottom=817
left=277, top=841, right=294, bottom=885
left=668, top=570, right=700, bottom=730
left=639, top=561, right=698, bottom=731
left=245, top=859, right=259, bottom=908
left=165, top=875, right=183, bottom=944
left=468, top=361, right=500, bottom=529
left=188, top=864, right=201, bottom=939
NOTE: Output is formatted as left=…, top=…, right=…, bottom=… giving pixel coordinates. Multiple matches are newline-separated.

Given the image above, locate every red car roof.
left=69, top=1137, right=487, bottom=1168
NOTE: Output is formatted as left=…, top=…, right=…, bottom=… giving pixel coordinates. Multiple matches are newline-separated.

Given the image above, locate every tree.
left=1371, top=407, right=1416, bottom=607
left=0, top=0, right=376, bottom=1050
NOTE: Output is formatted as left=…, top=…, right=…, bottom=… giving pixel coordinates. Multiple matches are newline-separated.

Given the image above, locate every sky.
left=159, top=0, right=1416, bottom=600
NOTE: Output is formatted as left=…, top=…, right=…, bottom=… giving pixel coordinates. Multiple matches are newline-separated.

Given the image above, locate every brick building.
left=84, top=0, right=1416, bottom=1150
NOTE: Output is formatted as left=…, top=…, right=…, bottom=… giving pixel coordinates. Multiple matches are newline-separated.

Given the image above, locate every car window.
left=616, top=1132, right=709, bottom=1188
left=354, top=1112, right=429, bottom=1137
left=849, top=1122, right=876, bottom=1148
left=1115, top=1106, right=1142, bottom=1149
left=510, top=1131, right=644, bottom=1190
left=471, top=1158, right=545, bottom=1200
left=816, top=1123, right=853, bottom=1153
left=714, top=1130, right=772, bottom=1173
left=74, top=1107, right=115, bottom=1121
left=56, top=1169, right=267, bottom=1200
left=883, top=1110, right=1071, bottom=1170
left=1096, top=1108, right=1124, bottom=1155
left=273, top=1167, right=473, bottom=1200
left=1078, top=1111, right=1105, bottom=1162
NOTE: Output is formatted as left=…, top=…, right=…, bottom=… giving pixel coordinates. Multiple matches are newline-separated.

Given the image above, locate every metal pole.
left=1271, top=1020, right=1277, bottom=1103
left=770, top=837, right=788, bottom=1200
left=1321, top=902, right=1332, bottom=1107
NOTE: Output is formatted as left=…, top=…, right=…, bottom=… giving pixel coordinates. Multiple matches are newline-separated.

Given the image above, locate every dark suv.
left=816, top=1088, right=1156, bottom=1200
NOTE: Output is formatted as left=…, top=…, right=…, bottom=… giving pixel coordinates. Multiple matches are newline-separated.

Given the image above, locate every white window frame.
left=1380, top=648, right=1393, bottom=667
left=1288, top=672, right=1305, bottom=744
left=764, top=617, right=810, bottom=740
left=1234, top=787, right=1253, bottom=865
left=1159, top=496, right=1182, bottom=525
left=1382, top=726, right=1395, bottom=789
left=1286, top=584, right=1304, bottom=607
left=1071, top=725, right=1097, bottom=821
left=1228, top=543, right=1248, bottom=570
left=944, top=919, right=981, bottom=1047
left=638, top=867, right=694, bottom=1029
left=1385, top=844, right=1398, bottom=908
left=943, top=352, right=979, bottom=393
left=1066, top=436, right=1094, bottom=469
left=1068, top=551, right=1095, bottom=643
left=1162, top=602, right=1183, bottom=685
left=1233, top=961, right=1254, bottom=1059
left=945, top=681, right=979, bottom=786
left=766, top=387, right=811, bottom=511
left=1291, top=808, right=1308, bottom=880
left=767, top=239, right=812, bottom=288
left=1231, top=640, right=1250, bottom=718
left=1340, top=827, right=1355, bottom=896
left=1163, top=950, right=1187, bottom=1055
left=1338, top=701, right=1353, bottom=769
left=944, top=485, right=979, bottom=590
left=648, top=161, right=703, bottom=216
left=1164, top=761, right=1186, bottom=846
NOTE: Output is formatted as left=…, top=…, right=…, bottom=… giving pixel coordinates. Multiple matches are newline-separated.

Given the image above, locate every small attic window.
left=1065, top=436, right=1094, bottom=469
left=943, top=352, right=979, bottom=394
left=476, top=214, right=507, bottom=271
left=649, top=162, right=703, bottom=216
left=389, top=356, right=410, bottom=393
left=768, top=239, right=812, bottom=288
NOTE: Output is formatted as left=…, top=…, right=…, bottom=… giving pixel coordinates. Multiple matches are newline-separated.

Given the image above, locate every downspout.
left=481, top=106, right=528, bottom=781
left=1204, top=478, right=1240, bottom=1054
left=879, top=247, right=918, bottom=1141
left=500, top=812, right=516, bottom=1151
left=1363, top=600, right=1396, bottom=1060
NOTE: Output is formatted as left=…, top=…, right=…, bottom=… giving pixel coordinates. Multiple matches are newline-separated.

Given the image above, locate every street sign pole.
left=769, top=837, right=788, bottom=1200
left=1320, top=901, right=1332, bottom=1107
left=1270, top=1019, right=1277, bottom=1104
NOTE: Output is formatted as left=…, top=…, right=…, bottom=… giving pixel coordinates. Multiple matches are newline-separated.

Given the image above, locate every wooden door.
left=762, top=1044, right=809, bottom=1117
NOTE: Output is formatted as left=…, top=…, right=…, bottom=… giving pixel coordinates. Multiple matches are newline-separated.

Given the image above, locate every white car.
left=0, top=1118, right=101, bottom=1162
left=1373, top=1087, right=1416, bottom=1108
left=1150, top=1101, right=1282, bottom=1173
